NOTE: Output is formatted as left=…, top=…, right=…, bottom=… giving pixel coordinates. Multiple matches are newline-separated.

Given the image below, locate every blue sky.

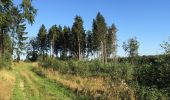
left=15, top=0, right=170, bottom=56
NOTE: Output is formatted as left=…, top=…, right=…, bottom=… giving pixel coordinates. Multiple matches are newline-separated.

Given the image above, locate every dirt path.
left=12, top=62, right=76, bottom=100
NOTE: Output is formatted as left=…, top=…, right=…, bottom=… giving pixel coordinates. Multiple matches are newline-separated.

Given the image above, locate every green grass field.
left=10, top=62, right=76, bottom=100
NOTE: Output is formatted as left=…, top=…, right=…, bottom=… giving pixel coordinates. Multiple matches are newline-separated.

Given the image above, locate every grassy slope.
left=11, top=62, right=76, bottom=100
left=0, top=70, right=15, bottom=100
left=33, top=64, right=135, bottom=99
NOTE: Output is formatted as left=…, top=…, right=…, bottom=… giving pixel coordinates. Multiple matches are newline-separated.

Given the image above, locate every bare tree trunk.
left=49, top=41, right=51, bottom=58
left=52, top=36, right=55, bottom=58
left=42, top=50, right=45, bottom=61
left=78, top=42, right=81, bottom=60
left=0, top=33, right=2, bottom=58
left=100, top=41, right=104, bottom=63
left=104, top=40, right=107, bottom=63
left=0, top=30, right=4, bottom=58
left=46, top=48, right=48, bottom=60
left=0, top=37, right=2, bottom=58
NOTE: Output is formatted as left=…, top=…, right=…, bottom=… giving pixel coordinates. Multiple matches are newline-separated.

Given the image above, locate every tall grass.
left=38, top=55, right=170, bottom=99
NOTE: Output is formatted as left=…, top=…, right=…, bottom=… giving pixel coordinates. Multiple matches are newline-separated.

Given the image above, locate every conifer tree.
left=0, top=0, right=36, bottom=64
left=86, top=30, right=93, bottom=58
left=71, top=16, right=85, bottom=60
left=26, top=37, right=38, bottom=61
left=61, top=26, right=70, bottom=59
left=13, top=7, right=28, bottom=61
left=48, top=24, right=58, bottom=58
left=55, top=25, right=62, bottom=57
left=92, top=12, right=107, bottom=62
left=107, top=24, right=117, bottom=60
left=16, top=22, right=28, bottom=61
left=37, top=24, right=47, bottom=60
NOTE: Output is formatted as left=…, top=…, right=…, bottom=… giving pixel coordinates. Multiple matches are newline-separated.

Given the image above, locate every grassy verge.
left=33, top=64, right=135, bottom=99
left=0, top=70, right=15, bottom=100
left=12, top=62, right=76, bottom=100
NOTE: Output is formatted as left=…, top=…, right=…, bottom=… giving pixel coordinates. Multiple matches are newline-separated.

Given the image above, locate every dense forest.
left=0, top=0, right=170, bottom=100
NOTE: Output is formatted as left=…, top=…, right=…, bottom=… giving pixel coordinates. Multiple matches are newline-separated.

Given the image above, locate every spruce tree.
left=86, top=30, right=93, bottom=58
left=61, top=26, right=70, bottom=59
left=37, top=24, right=47, bottom=60
left=0, top=0, right=36, bottom=65
left=16, top=22, right=28, bottom=61
left=48, top=24, right=58, bottom=58
left=26, top=37, right=38, bottom=61
left=107, top=24, right=117, bottom=60
left=92, top=12, right=107, bottom=63
left=71, top=16, right=85, bottom=60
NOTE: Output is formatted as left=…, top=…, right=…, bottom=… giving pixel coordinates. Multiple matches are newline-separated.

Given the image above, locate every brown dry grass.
left=0, top=70, right=16, bottom=100
left=46, top=68, right=107, bottom=91
left=32, top=63, right=135, bottom=99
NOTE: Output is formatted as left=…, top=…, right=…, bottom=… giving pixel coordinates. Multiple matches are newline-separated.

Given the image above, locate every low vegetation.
left=34, top=61, right=135, bottom=99
left=36, top=54, right=170, bottom=99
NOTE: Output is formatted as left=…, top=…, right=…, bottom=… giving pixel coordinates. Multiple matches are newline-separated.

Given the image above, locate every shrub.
left=135, top=61, right=170, bottom=90
left=137, top=86, right=169, bottom=100
left=110, top=62, right=134, bottom=82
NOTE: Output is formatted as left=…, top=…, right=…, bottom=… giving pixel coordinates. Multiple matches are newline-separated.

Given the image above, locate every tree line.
left=27, top=13, right=119, bottom=63
left=1, top=0, right=169, bottom=65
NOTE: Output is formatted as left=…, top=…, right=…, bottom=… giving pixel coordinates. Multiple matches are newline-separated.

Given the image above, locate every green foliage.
left=92, top=12, right=107, bottom=49
left=161, top=36, right=170, bottom=54
left=134, top=55, right=170, bottom=90
left=137, top=86, right=168, bottom=100
left=20, top=0, right=37, bottom=24
left=0, top=51, right=12, bottom=69
left=92, top=12, right=111, bottom=63
left=26, top=38, right=39, bottom=61
left=0, top=0, right=36, bottom=67
left=86, top=30, right=93, bottom=57
left=0, top=33, right=12, bottom=69
left=39, top=54, right=170, bottom=99
left=110, top=62, right=134, bottom=82
left=71, top=16, right=86, bottom=60
left=107, top=24, right=117, bottom=58
left=37, top=24, right=48, bottom=60
left=123, top=37, right=139, bottom=57
left=39, top=58, right=134, bottom=79
left=15, top=16, right=28, bottom=61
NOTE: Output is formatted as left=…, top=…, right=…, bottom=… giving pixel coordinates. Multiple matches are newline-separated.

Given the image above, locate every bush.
left=38, top=55, right=170, bottom=99
left=137, top=86, right=169, bottom=100
left=39, top=58, right=135, bottom=80
left=135, top=61, right=170, bottom=90
left=110, top=62, right=134, bottom=82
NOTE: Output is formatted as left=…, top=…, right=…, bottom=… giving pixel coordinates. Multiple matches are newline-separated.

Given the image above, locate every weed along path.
left=12, top=62, right=76, bottom=100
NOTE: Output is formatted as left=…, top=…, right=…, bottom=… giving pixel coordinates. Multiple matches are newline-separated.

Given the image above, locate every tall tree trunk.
left=100, top=41, right=104, bottom=63
left=52, top=36, right=55, bottom=58
left=46, top=48, right=48, bottom=60
left=112, top=35, right=117, bottom=61
left=50, top=41, right=52, bottom=58
left=0, top=30, right=4, bottom=58
left=78, top=42, right=81, bottom=60
left=42, top=50, right=45, bottom=61
left=104, top=40, right=107, bottom=63
left=0, top=35, right=2, bottom=58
